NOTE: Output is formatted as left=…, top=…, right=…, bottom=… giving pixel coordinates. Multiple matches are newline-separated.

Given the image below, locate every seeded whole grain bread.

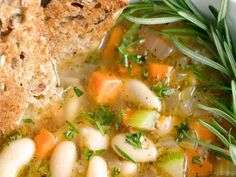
left=0, top=0, right=61, bottom=135
left=0, top=0, right=127, bottom=135
left=44, top=0, right=128, bottom=61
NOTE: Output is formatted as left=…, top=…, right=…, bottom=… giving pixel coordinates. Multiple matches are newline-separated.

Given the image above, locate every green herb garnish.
left=86, top=106, right=115, bottom=135
left=63, top=120, right=79, bottom=140
left=87, top=49, right=100, bottom=64
left=176, top=122, right=189, bottom=142
left=118, top=24, right=143, bottom=69
left=114, top=145, right=136, bottom=163
left=22, top=118, right=35, bottom=125
left=112, top=167, right=121, bottom=177
left=8, top=132, right=23, bottom=142
left=151, top=82, right=175, bottom=98
left=84, top=148, right=106, bottom=160
left=74, top=87, right=84, bottom=97
left=115, top=110, right=123, bottom=131
left=142, top=69, right=149, bottom=78
left=192, top=156, right=202, bottom=164
left=125, top=131, right=142, bottom=149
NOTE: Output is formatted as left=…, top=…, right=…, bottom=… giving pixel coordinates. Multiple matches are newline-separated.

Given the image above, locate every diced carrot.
left=190, top=117, right=216, bottom=143
left=186, top=150, right=213, bottom=177
left=34, top=129, right=57, bottom=159
left=101, top=26, right=124, bottom=60
left=148, top=63, right=173, bottom=82
left=88, top=71, right=123, bottom=104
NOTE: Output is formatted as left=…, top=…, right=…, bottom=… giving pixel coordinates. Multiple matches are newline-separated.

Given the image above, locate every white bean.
left=87, top=156, right=108, bottom=177
left=123, top=80, right=162, bottom=111
left=64, top=96, right=81, bottom=121
left=80, top=127, right=109, bottom=150
left=157, top=115, right=174, bottom=136
left=0, top=138, right=35, bottom=177
left=120, top=161, right=137, bottom=175
left=112, top=134, right=158, bottom=162
left=50, top=141, right=77, bottom=177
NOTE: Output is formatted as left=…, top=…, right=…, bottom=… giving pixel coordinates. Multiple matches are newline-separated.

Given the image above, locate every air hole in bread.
left=20, top=52, right=25, bottom=60
left=65, top=15, right=85, bottom=21
left=94, top=3, right=101, bottom=8
left=41, top=0, right=51, bottom=8
left=71, top=2, right=84, bottom=8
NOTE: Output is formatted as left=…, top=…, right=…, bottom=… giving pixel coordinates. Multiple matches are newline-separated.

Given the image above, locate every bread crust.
left=0, top=0, right=61, bottom=135
left=44, top=0, right=128, bottom=61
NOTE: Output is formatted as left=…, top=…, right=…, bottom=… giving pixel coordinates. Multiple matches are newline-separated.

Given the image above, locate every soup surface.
left=0, top=17, right=234, bottom=177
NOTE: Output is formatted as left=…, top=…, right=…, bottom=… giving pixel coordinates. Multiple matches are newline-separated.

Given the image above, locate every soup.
left=0, top=1, right=236, bottom=177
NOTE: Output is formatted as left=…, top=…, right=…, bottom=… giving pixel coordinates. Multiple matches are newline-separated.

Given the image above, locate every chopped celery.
left=213, top=160, right=236, bottom=176
left=159, top=149, right=185, bottom=177
left=126, top=110, right=160, bottom=130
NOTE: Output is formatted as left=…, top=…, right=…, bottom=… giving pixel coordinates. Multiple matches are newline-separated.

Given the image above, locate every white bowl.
left=192, top=0, right=236, bottom=40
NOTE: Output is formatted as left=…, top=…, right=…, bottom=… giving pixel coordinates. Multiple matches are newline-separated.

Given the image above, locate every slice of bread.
left=0, top=0, right=127, bottom=135
left=44, top=0, right=128, bottom=61
left=0, top=0, right=61, bottom=135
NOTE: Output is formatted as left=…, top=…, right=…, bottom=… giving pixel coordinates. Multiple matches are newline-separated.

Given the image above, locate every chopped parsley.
left=115, top=110, right=123, bottom=131
left=142, top=69, right=149, bottom=78
left=22, top=118, right=35, bottom=125
left=118, top=24, right=143, bottom=69
left=176, top=122, right=189, bottom=142
left=83, top=148, right=106, bottom=160
left=8, top=132, right=23, bottom=142
left=63, top=120, right=79, bottom=140
left=112, top=167, right=121, bottom=177
left=87, top=49, right=100, bottom=64
left=74, top=87, right=84, bottom=97
left=192, top=156, right=202, bottom=164
left=151, top=81, right=175, bottom=98
left=114, top=145, right=136, bottom=163
left=125, top=131, right=142, bottom=149
left=86, top=106, right=115, bottom=135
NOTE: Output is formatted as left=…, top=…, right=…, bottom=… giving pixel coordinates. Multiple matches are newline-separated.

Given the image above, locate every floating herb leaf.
left=115, top=110, right=123, bottom=131
left=84, top=149, right=94, bottom=160
left=176, top=122, right=189, bottom=142
left=74, top=87, right=84, bottom=97
left=125, top=131, right=142, bottom=149
left=63, top=120, right=79, bottom=140
left=22, top=118, right=35, bottom=125
left=112, top=167, right=121, bottom=177
left=151, top=80, right=175, bottom=98
left=83, top=148, right=106, bottom=160
left=192, top=156, right=202, bottom=164
left=118, top=24, right=143, bottom=68
left=8, top=132, right=23, bottom=142
left=114, top=145, right=136, bottom=163
left=87, top=106, right=115, bottom=135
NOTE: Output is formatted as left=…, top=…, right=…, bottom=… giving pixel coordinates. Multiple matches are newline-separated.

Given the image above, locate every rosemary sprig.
left=123, top=0, right=236, bottom=163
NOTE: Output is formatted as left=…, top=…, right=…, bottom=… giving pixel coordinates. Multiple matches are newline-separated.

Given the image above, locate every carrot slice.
left=101, top=26, right=124, bottom=60
left=88, top=71, right=123, bottom=104
left=148, top=63, right=173, bottom=82
left=34, top=129, right=57, bottom=159
left=186, top=150, right=213, bottom=177
left=190, top=117, right=216, bottom=143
